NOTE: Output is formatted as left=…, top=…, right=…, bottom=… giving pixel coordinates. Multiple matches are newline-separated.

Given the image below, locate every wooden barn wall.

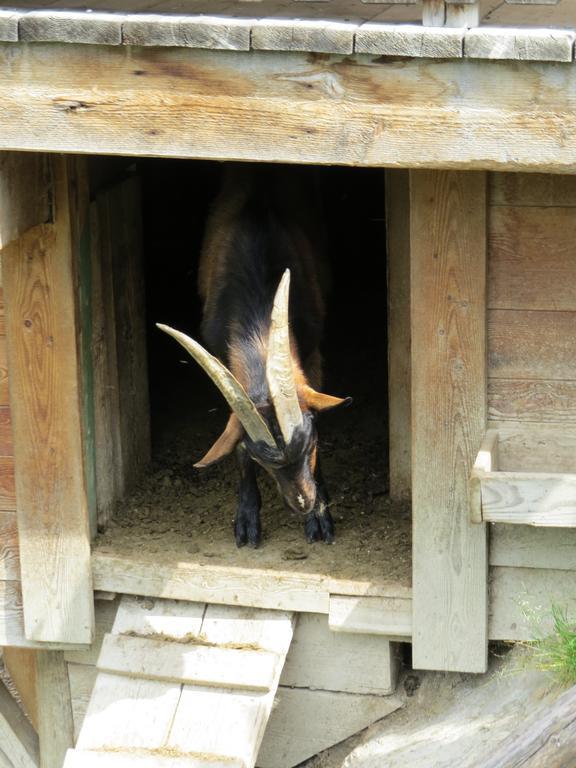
left=487, top=173, right=576, bottom=629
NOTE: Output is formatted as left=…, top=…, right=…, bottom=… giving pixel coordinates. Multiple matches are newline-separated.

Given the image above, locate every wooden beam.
left=0, top=45, right=574, bottom=172
left=36, top=651, right=75, bottom=768
left=2, top=155, right=94, bottom=644
left=1, top=647, right=38, bottom=730
left=386, top=169, right=411, bottom=502
left=0, top=153, right=51, bottom=249
left=410, top=170, right=488, bottom=673
left=0, top=679, right=39, bottom=768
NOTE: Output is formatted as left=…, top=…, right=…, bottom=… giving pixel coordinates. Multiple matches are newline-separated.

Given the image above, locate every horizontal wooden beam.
left=1, top=45, right=576, bottom=171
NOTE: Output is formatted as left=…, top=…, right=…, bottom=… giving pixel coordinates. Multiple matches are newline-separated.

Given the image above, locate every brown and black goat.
left=158, top=166, right=350, bottom=547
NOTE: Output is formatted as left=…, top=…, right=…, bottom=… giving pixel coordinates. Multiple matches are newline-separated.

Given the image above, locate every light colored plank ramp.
left=64, top=596, right=294, bottom=768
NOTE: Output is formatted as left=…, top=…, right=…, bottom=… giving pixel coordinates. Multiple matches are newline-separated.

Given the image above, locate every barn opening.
left=93, top=157, right=411, bottom=591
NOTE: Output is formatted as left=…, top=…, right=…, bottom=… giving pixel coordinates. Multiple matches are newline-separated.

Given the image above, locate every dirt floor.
left=95, top=355, right=412, bottom=587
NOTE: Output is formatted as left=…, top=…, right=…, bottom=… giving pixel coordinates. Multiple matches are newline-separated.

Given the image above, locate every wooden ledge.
left=0, top=6, right=573, bottom=62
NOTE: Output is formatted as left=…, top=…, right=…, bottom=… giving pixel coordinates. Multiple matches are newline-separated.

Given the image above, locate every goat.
left=158, top=165, right=350, bottom=547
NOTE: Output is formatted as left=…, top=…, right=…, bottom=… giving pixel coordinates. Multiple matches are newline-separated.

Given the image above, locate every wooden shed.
left=0, top=0, right=576, bottom=765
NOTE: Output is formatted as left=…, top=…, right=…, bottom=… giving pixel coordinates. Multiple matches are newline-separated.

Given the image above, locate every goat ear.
left=194, top=414, right=244, bottom=468
left=301, top=386, right=352, bottom=413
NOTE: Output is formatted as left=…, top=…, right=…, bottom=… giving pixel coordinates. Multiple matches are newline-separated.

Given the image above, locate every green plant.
left=527, top=604, right=576, bottom=686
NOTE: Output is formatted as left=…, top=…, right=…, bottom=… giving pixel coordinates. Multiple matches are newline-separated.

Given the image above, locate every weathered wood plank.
left=111, top=595, right=204, bottom=639
left=75, top=673, right=181, bottom=751
left=411, top=170, right=488, bottom=673
left=0, top=582, right=87, bottom=650
left=1, top=45, right=576, bottom=171
left=490, top=525, right=576, bottom=570
left=2, top=156, right=94, bottom=644
left=488, top=380, right=576, bottom=424
left=281, top=613, right=398, bottom=694
left=489, top=421, right=576, bottom=473
left=466, top=27, right=574, bottom=61
left=490, top=567, right=576, bottom=641
left=356, top=22, right=462, bottom=57
left=257, top=687, right=403, bottom=768
left=386, top=169, right=411, bottom=501
left=20, top=10, right=123, bottom=45
left=488, top=309, right=576, bottom=381
left=329, top=594, right=412, bottom=638
left=489, top=172, right=576, bottom=207
left=0, top=9, right=19, bottom=43
left=0, top=510, right=19, bottom=580
left=36, top=651, right=75, bottom=768
left=64, top=751, right=244, bottom=768
left=488, top=206, right=576, bottom=312
left=1, top=647, right=37, bottom=730
left=0, top=338, right=9, bottom=407
left=0, top=407, right=14, bottom=457
left=0, top=153, right=51, bottom=249
left=108, top=177, right=150, bottom=497
left=0, top=459, right=15, bottom=511
left=480, top=471, right=576, bottom=526
left=200, top=604, right=294, bottom=656
left=478, top=683, right=576, bottom=768
left=122, top=13, right=252, bottom=50
left=90, top=195, right=122, bottom=530
left=92, top=552, right=331, bottom=613
left=97, top=633, right=279, bottom=691
left=0, top=679, right=39, bottom=768
left=446, top=1, right=480, bottom=26
left=252, top=18, right=356, bottom=53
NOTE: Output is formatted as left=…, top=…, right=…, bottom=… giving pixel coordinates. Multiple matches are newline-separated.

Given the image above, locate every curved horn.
left=156, top=323, right=276, bottom=448
left=266, top=269, right=303, bottom=444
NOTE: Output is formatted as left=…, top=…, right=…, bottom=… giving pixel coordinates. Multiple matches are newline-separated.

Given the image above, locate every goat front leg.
left=304, top=457, right=335, bottom=544
left=234, top=443, right=262, bottom=548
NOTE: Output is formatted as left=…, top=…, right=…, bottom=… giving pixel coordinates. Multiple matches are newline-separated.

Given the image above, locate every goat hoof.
left=304, top=510, right=335, bottom=544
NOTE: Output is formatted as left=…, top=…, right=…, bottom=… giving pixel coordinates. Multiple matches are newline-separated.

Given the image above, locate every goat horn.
left=266, top=269, right=303, bottom=445
left=156, top=324, right=276, bottom=448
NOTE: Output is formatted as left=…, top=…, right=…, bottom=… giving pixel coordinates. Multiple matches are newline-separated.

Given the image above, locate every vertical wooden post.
left=36, top=651, right=74, bottom=768
left=410, top=170, right=488, bottom=673
left=2, top=155, right=94, bottom=644
left=386, top=170, right=411, bottom=502
left=445, top=1, right=480, bottom=27
left=422, top=0, right=446, bottom=26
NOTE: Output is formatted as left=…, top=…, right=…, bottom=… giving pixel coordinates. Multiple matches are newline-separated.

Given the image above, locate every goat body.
left=159, top=164, right=349, bottom=546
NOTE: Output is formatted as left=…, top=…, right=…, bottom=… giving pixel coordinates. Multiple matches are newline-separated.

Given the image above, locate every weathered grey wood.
left=329, top=595, right=412, bottom=638
left=122, top=14, right=252, bottom=50
left=386, top=169, right=411, bottom=501
left=98, top=633, right=279, bottom=691
left=422, top=0, right=446, bottom=26
left=2, top=45, right=576, bottom=170
left=64, top=751, right=243, bottom=768
left=465, top=27, right=574, bottom=61
left=411, top=171, right=488, bottom=673
left=480, top=471, right=576, bottom=526
left=257, top=687, right=403, bottom=768
left=281, top=613, right=398, bottom=695
left=0, top=153, right=50, bottom=249
left=36, top=652, right=74, bottom=768
left=477, top=683, right=576, bottom=768
left=470, top=429, right=498, bottom=523
left=490, top=172, right=576, bottom=207
left=446, top=1, right=480, bottom=26
left=20, top=10, right=123, bottom=45
left=490, top=525, right=576, bottom=570
left=0, top=9, right=20, bottom=42
left=0, top=679, right=39, bottom=768
left=2, top=156, right=94, bottom=645
left=64, top=598, right=117, bottom=666
left=253, top=18, right=356, bottom=54
left=356, top=22, right=462, bottom=57
left=489, top=566, right=576, bottom=641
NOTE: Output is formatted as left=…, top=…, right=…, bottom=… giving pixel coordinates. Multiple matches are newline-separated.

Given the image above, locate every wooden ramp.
left=63, top=596, right=295, bottom=768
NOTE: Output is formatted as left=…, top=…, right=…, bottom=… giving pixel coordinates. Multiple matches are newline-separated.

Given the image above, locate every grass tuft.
left=525, top=604, right=576, bottom=686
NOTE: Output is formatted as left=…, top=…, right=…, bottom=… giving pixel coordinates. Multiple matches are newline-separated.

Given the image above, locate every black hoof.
left=304, top=508, right=335, bottom=544
left=234, top=515, right=261, bottom=548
